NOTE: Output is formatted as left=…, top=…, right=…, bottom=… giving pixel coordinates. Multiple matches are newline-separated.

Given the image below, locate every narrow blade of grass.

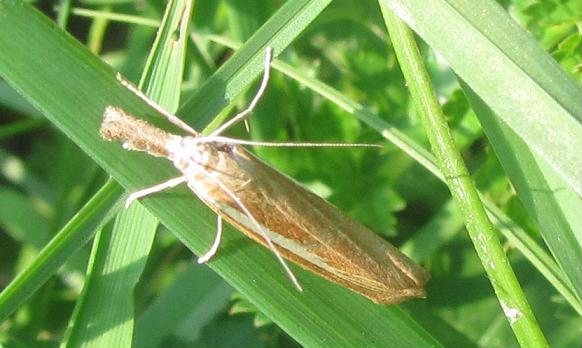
left=61, top=203, right=158, bottom=348
left=61, top=1, right=193, bottom=346
left=462, top=81, right=582, bottom=303
left=382, top=0, right=582, bottom=195
left=0, top=180, right=124, bottom=322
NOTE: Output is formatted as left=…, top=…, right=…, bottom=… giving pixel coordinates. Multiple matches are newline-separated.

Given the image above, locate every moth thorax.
left=167, top=136, right=217, bottom=174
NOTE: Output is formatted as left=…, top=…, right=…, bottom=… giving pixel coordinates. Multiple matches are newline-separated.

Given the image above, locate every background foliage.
left=0, top=0, right=580, bottom=347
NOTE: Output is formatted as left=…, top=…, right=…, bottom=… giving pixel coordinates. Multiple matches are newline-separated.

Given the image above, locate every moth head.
left=100, top=106, right=173, bottom=157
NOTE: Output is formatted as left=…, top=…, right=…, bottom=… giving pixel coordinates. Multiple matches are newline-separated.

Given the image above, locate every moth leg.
left=197, top=215, right=223, bottom=264
left=125, top=175, right=187, bottom=208
left=209, top=47, right=274, bottom=137
left=115, top=73, right=199, bottom=136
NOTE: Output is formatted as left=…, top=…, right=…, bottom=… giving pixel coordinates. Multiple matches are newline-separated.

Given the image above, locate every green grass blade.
left=134, top=266, right=233, bottom=348
left=463, top=81, right=582, bottom=303
left=139, top=0, right=193, bottom=110
left=0, top=180, right=124, bottom=322
left=0, top=2, right=442, bottom=347
left=179, top=0, right=335, bottom=130
left=380, top=0, right=582, bottom=196
left=61, top=203, right=158, bottom=348
left=61, top=1, right=193, bottom=346
left=484, top=200, right=582, bottom=315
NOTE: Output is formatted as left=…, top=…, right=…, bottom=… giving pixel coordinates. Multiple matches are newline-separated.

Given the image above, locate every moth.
left=99, top=48, right=429, bottom=304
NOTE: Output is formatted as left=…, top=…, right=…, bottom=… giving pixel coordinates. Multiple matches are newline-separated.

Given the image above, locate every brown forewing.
left=193, top=143, right=429, bottom=304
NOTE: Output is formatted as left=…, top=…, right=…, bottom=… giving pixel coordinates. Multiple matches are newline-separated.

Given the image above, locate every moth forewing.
left=191, top=143, right=429, bottom=304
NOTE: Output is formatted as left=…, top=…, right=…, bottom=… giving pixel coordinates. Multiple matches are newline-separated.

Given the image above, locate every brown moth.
left=99, top=48, right=429, bottom=304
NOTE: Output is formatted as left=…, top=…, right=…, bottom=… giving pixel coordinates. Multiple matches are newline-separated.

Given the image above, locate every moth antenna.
left=200, top=170, right=303, bottom=292
left=210, top=47, right=273, bottom=137
left=115, top=73, right=199, bottom=136
left=195, top=135, right=383, bottom=148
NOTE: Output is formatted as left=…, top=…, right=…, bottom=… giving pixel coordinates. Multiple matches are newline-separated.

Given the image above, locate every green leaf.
left=61, top=1, right=194, bottom=346
left=134, top=266, right=233, bottom=348
left=463, top=80, right=582, bottom=306
left=61, top=203, right=158, bottom=348
left=0, top=180, right=124, bottom=322
left=381, top=0, right=582, bottom=196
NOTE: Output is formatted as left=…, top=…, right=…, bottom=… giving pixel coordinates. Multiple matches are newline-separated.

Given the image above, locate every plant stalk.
left=380, top=4, right=549, bottom=348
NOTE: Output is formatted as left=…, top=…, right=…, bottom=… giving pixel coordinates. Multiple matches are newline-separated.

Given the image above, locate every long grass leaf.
left=380, top=0, right=582, bottom=196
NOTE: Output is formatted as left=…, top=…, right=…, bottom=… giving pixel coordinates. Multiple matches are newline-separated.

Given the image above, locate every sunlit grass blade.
left=139, top=0, right=193, bottom=110
left=61, top=203, right=158, bottom=347
left=0, top=180, right=124, bottom=322
left=379, top=0, right=582, bottom=196
left=61, top=1, right=194, bottom=346
left=462, top=81, right=582, bottom=304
